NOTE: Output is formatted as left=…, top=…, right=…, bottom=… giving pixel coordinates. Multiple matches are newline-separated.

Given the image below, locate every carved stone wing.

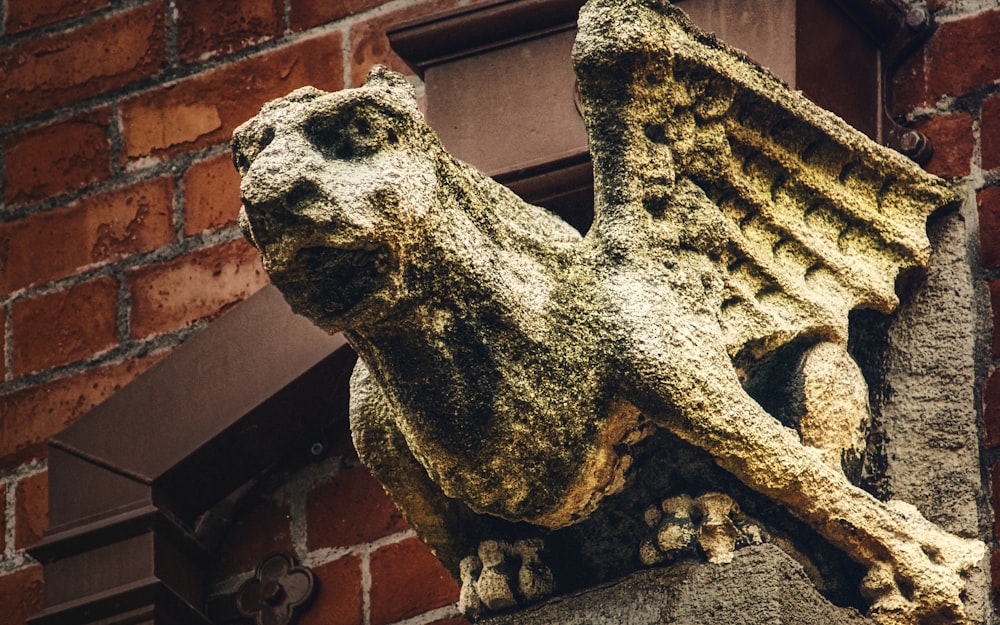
left=573, top=0, right=960, bottom=360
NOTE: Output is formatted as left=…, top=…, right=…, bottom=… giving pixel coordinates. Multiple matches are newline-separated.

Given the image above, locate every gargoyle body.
left=233, top=1, right=985, bottom=623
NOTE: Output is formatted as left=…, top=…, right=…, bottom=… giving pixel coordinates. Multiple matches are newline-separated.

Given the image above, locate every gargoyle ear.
left=365, top=65, right=419, bottom=111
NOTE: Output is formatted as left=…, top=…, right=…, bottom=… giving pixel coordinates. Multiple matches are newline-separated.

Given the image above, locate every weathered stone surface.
left=483, top=545, right=870, bottom=625
left=232, top=1, right=988, bottom=624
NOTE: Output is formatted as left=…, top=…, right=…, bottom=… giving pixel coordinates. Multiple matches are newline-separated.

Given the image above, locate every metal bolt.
left=261, top=580, right=285, bottom=606
left=899, top=130, right=924, bottom=154
left=309, top=441, right=326, bottom=458
left=905, top=7, right=930, bottom=31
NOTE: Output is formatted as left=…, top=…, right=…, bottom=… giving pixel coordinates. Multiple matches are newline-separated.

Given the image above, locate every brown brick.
left=369, top=537, right=459, bottom=625
left=176, top=0, right=283, bottom=63
left=11, top=277, right=120, bottom=376
left=0, top=178, right=176, bottom=296
left=14, top=471, right=47, bottom=550
left=0, top=3, right=166, bottom=125
left=982, top=94, right=1000, bottom=173
left=120, top=32, right=344, bottom=164
left=980, top=187, right=1000, bottom=271
left=306, top=462, right=409, bottom=551
left=894, top=9, right=1000, bottom=112
left=986, top=367, right=1000, bottom=450
left=0, top=354, right=164, bottom=470
left=427, top=618, right=471, bottom=625
left=183, top=153, right=242, bottom=235
left=210, top=495, right=293, bottom=582
left=4, top=108, right=112, bottom=205
left=911, top=112, right=974, bottom=178
left=128, top=239, right=267, bottom=339
left=992, top=279, right=1000, bottom=358
left=297, top=556, right=364, bottom=625
left=5, top=0, right=110, bottom=33
left=0, top=565, right=44, bottom=625
left=349, top=0, right=457, bottom=85
left=0, top=483, right=6, bottom=554
left=290, top=0, right=388, bottom=31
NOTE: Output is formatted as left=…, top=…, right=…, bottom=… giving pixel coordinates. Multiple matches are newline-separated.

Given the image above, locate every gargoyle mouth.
left=272, top=244, right=390, bottom=320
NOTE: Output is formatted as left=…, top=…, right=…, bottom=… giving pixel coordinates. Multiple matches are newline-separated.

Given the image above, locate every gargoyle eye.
left=232, top=124, right=276, bottom=174
left=304, top=106, right=402, bottom=162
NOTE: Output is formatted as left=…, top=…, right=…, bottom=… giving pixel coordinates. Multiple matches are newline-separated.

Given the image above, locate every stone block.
left=482, top=545, right=868, bottom=625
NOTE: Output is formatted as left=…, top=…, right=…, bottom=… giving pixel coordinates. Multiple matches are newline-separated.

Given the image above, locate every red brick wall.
left=208, top=428, right=465, bottom=625
left=0, top=1, right=475, bottom=623
left=1, top=1, right=999, bottom=624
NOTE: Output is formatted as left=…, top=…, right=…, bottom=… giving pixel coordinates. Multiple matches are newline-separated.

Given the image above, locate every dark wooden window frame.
left=27, top=1, right=935, bottom=623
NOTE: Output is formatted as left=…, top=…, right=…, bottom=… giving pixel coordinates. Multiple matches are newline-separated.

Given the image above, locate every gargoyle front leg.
left=626, top=325, right=985, bottom=625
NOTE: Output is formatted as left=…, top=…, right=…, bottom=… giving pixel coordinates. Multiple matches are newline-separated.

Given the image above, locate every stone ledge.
left=482, top=544, right=870, bottom=625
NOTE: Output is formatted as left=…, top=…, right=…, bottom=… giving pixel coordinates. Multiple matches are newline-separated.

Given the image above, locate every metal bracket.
left=236, top=552, right=317, bottom=625
left=881, top=2, right=936, bottom=164
left=209, top=552, right=317, bottom=625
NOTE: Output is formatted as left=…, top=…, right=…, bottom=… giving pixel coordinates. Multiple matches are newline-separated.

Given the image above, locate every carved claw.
left=458, top=539, right=554, bottom=621
left=639, top=493, right=766, bottom=567
left=859, top=501, right=984, bottom=625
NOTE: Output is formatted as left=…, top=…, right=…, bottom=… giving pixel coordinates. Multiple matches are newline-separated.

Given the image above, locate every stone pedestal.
left=483, top=545, right=869, bottom=625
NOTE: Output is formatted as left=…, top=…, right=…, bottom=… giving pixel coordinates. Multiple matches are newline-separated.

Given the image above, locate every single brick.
left=0, top=177, right=176, bottom=296
left=894, top=8, right=1000, bottom=112
left=986, top=368, right=1000, bottom=449
left=296, top=556, right=364, bottom=625
left=5, top=0, right=109, bottom=34
left=0, top=565, right=44, bottom=625
left=0, top=483, right=6, bottom=554
left=14, top=471, right=48, bottom=550
left=369, top=537, right=460, bottom=625
left=290, top=0, right=388, bottom=31
left=210, top=495, right=293, bottom=582
left=994, top=462, right=1000, bottom=540
left=120, top=32, right=344, bottom=164
left=911, top=112, right=973, bottom=178
left=176, top=0, right=283, bottom=63
left=306, top=461, right=409, bottom=551
left=982, top=94, right=1000, bottom=172
left=0, top=354, right=164, bottom=471
left=11, top=277, right=120, bottom=376
left=183, top=153, right=242, bottom=235
left=4, top=108, right=112, bottom=205
left=979, top=187, right=1000, bottom=271
left=349, top=0, right=457, bottom=85
left=0, top=3, right=166, bottom=125
left=128, top=239, right=267, bottom=339
left=992, top=279, right=1000, bottom=358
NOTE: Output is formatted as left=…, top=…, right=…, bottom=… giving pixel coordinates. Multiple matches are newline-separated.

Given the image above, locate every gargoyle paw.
left=458, top=539, right=554, bottom=621
left=860, top=500, right=985, bottom=625
left=639, top=493, right=766, bottom=566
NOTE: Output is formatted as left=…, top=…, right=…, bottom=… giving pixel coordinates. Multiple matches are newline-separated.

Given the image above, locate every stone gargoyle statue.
left=232, top=1, right=986, bottom=623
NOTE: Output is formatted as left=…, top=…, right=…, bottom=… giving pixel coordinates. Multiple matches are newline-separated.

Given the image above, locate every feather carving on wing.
left=574, top=0, right=959, bottom=362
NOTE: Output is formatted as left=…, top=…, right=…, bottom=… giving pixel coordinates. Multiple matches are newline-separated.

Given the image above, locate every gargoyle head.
left=234, top=67, right=439, bottom=330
